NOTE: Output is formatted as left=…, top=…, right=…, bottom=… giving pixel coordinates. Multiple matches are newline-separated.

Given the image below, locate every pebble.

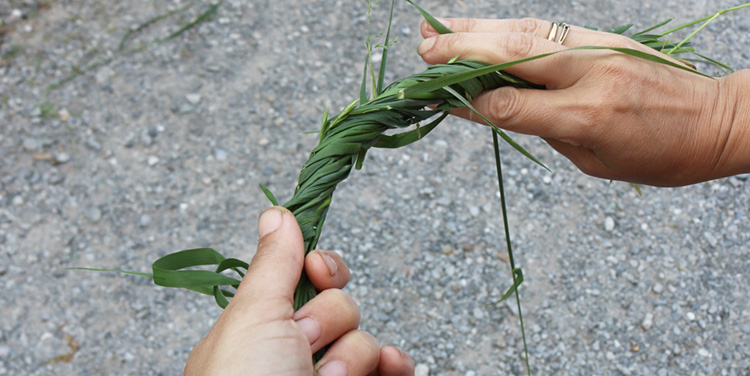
left=472, top=307, right=483, bottom=319
left=141, top=128, right=154, bottom=146
left=642, top=313, right=654, bottom=330
left=23, top=138, right=39, bottom=151
left=703, top=232, right=718, bottom=248
left=59, top=108, right=71, bottom=122
left=652, top=283, right=663, bottom=294
left=138, top=214, right=151, bottom=227
left=185, top=93, right=202, bottom=104
left=10, top=9, right=23, bottom=20
left=87, top=207, right=102, bottom=223
left=12, top=196, right=24, bottom=206
left=415, top=364, right=430, bottom=376
left=214, top=149, right=228, bottom=161
left=86, top=137, right=102, bottom=151
left=47, top=169, right=64, bottom=184
left=147, top=156, right=160, bottom=166
left=53, top=152, right=70, bottom=164
left=0, top=345, right=10, bottom=358
left=258, top=138, right=270, bottom=146
left=604, top=217, right=615, bottom=232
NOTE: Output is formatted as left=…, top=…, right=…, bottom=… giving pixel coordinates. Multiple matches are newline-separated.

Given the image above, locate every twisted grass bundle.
left=282, top=60, right=542, bottom=309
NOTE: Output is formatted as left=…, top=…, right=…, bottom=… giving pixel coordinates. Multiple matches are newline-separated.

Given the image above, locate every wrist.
left=716, top=69, right=750, bottom=178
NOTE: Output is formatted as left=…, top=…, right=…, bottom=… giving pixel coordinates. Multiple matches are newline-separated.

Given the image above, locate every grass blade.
left=492, top=131, right=531, bottom=376
left=376, top=0, right=396, bottom=95
left=406, top=0, right=453, bottom=34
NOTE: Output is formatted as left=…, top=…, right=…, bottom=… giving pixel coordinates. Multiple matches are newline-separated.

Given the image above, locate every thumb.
left=232, top=207, right=305, bottom=312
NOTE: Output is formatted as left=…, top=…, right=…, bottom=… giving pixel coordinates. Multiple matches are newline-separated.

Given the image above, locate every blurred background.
left=1, top=0, right=749, bottom=374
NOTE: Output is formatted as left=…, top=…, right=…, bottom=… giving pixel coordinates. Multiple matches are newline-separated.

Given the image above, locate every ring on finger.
left=547, top=22, right=571, bottom=45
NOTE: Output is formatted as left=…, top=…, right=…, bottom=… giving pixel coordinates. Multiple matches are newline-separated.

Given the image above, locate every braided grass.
left=283, top=60, right=541, bottom=309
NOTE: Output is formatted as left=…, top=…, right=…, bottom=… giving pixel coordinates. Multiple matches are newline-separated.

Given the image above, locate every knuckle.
left=499, top=32, right=536, bottom=61
left=462, top=17, right=477, bottom=31
left=516, top=17, right=545, bottom=36
left=486, top=87, right=523, bottom=124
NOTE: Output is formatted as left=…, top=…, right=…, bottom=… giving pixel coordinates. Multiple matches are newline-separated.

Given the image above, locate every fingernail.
left=295, top=317, right=321, bottom=344
left=258, top=207, right=283, bottom=238
left=418, top=37, right=436, bottom=56
left=320, top=253, right=337, bottom=276
left=318, top=360, right=347, bottom=376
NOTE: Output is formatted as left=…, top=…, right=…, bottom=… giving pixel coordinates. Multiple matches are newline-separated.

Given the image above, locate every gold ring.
left=547, top=22, right=570, bottom=45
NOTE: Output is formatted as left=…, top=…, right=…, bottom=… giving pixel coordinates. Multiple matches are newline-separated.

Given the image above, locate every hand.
left=184, top=207, right=414, bottom=376
left=418, top=17, right=750, bottom=186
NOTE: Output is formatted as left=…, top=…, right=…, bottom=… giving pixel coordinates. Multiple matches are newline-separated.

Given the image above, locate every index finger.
left=420, top=17, right=651, bottom=51
left=418, top=31, right=572, bottom=86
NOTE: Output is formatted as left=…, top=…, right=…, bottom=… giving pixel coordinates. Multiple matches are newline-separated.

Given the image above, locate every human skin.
left=184, top=207, right=415, bottom=376
left=418, top=17, right=750, bottom=187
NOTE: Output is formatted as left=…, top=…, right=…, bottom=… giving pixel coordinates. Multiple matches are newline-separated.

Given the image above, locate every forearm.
left=718, top=69, right=750, bottom=178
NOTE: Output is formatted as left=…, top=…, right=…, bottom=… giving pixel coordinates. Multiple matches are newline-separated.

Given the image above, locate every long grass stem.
left=492, top=131, right=531, bottom=375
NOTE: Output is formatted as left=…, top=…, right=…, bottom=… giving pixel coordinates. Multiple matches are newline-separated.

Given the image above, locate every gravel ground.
left=1, top=0, right=749, bottom=375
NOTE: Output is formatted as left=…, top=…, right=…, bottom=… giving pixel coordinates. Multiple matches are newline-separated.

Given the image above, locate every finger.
left=315, top=331, right=380, bottom=376
left=369, top=346, right=415, bottom=376
left=232, top=207, right=304, bottom=312
left=421, top=17, right=651, bottom=53
left=421, top=17, right=640, bottom=50
left=418, top=31, right=571, bottom=86
left=543, top=138, right=610, bottom=179
left=448, top=85, right=588, bottom=141
left=292, top=289, right=360, bottom=354
left=306, top=250, right=351, bottom=290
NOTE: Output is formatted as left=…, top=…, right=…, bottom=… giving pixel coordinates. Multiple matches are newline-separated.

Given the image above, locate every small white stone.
left=258, top=138, right=270, bottom=146
left=642, top=313, right=654, bottom=330
left=543, top=175, right=552, bottom=184
left=147, top=156, right=160, bottom=166
left=604, top=217, right=615, bottom=232
left=185, top=93, right=202, bottom=104
left=415, top=364, right=430, bottom=376
left=687, top=312, right=696, bottom=321
left=59, top=108, right=71, bottom=122
left=698, top=348, right=710, bottom=357
left=12, top=196, right=24, bottom=206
